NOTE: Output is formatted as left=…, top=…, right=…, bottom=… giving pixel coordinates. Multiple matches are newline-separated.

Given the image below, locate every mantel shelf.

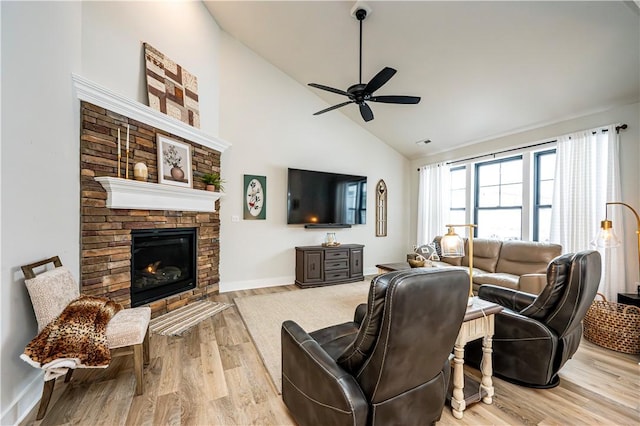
left=95, top=177, right=222, bottom=212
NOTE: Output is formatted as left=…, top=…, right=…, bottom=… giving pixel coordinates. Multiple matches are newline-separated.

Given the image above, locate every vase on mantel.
left=171, top=166, right=185, bottom=181
left=206, top=184, right=216, bottom=192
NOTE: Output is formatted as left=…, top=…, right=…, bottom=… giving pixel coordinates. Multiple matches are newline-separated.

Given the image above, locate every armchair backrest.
left=520, top=250, right=601, bottom=338
left=23, top=258, right=80, bottom=332
left=338, top=268, right=469, bottom=405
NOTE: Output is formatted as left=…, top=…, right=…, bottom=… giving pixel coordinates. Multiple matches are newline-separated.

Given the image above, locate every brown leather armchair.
left=281, top=268, right=470, bottom=426
left=465, top=250, right=601, bottom=388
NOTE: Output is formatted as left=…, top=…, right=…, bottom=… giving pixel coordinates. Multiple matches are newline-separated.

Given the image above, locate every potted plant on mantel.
left=201, top=172, right=225, bottom=192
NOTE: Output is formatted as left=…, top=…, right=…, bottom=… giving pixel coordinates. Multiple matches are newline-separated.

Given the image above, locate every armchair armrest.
left=354, top=303, right=367, bottom=325
left=518, top=274, right=547, bottom=295
left=478, top=285, right=536, bottom=312
left=281, top=320, right=368, bottom=426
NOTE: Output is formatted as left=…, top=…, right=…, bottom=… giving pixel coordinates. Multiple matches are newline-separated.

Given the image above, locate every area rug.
left=149, top=300, right=231, bottom=336
left=235, top=282, right=370, bottom=393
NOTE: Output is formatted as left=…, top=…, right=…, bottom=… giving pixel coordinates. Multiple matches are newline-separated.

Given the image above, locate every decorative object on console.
left=143, top=42, right=200, bottom=128
left=323, top=232, right=339, bottom=247
left=133, top=162, right=148, bottom=182
left=592, top=201, right=640, bottom=289
left=201, top=172, right=225, bottom=192
left=157, top=134, right=192, bottom=188
left=441, top=224, right=477, bottom=306
left=375, top=179, right=387, bottom=237
left=244, top=174, right=266, bottom=220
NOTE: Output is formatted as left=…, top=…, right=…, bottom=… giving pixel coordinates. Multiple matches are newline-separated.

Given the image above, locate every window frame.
left=533, top=149, right=556, bottom=241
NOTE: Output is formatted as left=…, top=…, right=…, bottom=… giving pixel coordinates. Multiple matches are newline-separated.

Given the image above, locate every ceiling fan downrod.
left=356, top=8, right=367, bottom=85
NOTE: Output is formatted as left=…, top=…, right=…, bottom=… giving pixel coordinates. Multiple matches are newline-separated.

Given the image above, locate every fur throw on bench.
left=21, top=295, right=122, bottom=381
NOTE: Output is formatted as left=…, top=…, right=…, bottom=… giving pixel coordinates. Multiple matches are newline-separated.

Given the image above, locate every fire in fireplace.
left=131, top=228, right=197, bottom=307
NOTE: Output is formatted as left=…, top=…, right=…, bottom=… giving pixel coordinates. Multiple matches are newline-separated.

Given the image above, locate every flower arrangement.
left=163, top=145, right=182, bottom=167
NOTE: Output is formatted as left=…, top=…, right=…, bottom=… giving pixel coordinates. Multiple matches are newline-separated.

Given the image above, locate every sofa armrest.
left=281, top=320, right=368, bottom=426
left=478, top=285, right=536, bottom=312
left=354, top=303, right=367, bottom=325
left=518, top=274, right=547, bottom=295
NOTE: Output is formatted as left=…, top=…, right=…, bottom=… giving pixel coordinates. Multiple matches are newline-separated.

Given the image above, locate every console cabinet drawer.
left=325, top=260, right=349, bottom=271
left=325, top=270, right=350, bottom=282
left=325, top=249, right=349, bottom=260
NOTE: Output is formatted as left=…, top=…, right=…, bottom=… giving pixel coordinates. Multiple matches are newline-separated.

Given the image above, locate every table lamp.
left=441, top=224, right=477, bottom=306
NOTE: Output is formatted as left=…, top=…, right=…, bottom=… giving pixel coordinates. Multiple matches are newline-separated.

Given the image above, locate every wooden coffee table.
left=450, top=298, right=503, bottom=419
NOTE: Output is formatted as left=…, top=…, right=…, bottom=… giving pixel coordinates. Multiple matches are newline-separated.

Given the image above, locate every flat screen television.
left=287, top=168, right=367, bottom=227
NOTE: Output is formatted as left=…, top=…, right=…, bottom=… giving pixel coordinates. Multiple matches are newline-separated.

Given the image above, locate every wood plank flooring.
left=21, top=284, right=640, bottom=425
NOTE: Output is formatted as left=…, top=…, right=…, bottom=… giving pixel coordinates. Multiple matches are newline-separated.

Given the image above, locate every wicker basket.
left=583, top=293, right=640, bottom=354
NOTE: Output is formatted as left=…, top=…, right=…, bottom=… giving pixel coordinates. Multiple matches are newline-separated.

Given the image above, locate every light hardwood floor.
left=21, top=284, right=640, bottom=425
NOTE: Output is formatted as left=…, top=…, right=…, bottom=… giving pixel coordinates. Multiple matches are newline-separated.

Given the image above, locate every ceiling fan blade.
left=359, top=103, right=374, bottom=122
left=369, top=95, right=421, bottom=104
left=308, top=83, right=350, bottom=97
left=313, top=100, right=354, bottom=116
left=364, top=67, right=397, bottom=94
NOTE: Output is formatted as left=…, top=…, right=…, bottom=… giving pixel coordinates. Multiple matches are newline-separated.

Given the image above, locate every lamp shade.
left=441, top=227, right=465, bottom=257
left=591, top=219, right=622, bottom=248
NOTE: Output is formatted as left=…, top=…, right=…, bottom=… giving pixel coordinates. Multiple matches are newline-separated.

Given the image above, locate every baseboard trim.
left=1, top=372, right=42, bottom=426
left=219, top=276, right=295, bottom=293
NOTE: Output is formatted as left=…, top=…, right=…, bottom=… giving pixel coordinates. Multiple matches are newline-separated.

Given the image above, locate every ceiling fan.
left=308, top=6, right=421, bottom=122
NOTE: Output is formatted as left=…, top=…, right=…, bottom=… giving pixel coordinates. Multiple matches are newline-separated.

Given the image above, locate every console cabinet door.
left=350, top=248, right=363, bottom=278
left=298, top=250, right=323, bottom=284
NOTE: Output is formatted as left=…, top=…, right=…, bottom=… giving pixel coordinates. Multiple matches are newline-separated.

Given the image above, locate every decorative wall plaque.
left=376, top=179, right=387, bottom=237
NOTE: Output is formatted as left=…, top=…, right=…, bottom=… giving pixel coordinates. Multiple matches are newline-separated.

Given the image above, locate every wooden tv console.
left=295, top=244, right=364, bottom=288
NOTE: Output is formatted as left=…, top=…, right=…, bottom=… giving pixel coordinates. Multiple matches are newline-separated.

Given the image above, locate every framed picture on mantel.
left=157, top=134, right=192, bottom=188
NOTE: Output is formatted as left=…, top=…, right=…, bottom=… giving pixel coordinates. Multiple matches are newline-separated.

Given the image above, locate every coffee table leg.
left=451, top=343, right=466, bottom=419
left=480, top=334, right=494, bottom=404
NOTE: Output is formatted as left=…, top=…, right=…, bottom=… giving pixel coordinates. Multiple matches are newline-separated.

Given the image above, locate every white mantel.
left=95, top=177, right=222, bottom=212
left=72, top=73, right=231, bottom=153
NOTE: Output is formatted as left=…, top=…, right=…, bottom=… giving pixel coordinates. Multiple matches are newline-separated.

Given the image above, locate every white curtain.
left=549, top=125, right=624, bottom=300
left=417, top=162, right=450, bottom=246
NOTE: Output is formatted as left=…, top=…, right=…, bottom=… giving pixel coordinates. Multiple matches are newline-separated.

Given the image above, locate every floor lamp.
left=441, top=224, right=477, bottom=306
left=592, top=202, right=640, bottom=291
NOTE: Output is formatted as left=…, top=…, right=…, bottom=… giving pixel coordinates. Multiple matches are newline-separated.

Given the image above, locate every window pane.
left=501, top=183, right=522, bottom=206
left=539, top=180, right=554, bottom=205
left=477, top=209, right=522, bottom=240
left=478, top=163, right=500, bottom=186
left=451, top=189, right=466, bottom=209
left=500, top=159, right=523, bottom=184
left=448, top=210, right=466, bottom=229
left=451, top=168, right=466, bottom=189
left=478, top=186, right=499, bottom=207
left=538, top=153, right=556, bottom=180
left=537, top=207, right=552, bottom=243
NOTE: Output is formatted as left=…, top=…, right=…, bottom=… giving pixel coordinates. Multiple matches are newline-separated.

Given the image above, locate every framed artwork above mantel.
left=157, top=134, right=192, bottom=188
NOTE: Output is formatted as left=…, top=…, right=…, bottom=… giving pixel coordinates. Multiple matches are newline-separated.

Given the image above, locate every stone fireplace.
left=75, top=75, right=230, bottom=317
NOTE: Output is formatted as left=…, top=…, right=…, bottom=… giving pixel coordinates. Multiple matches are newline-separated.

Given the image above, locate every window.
left=474, top=156, right=523, bottom=240
left=449, top=166, right=466, bottom=226
left=533, top=150, right=556, bottom=242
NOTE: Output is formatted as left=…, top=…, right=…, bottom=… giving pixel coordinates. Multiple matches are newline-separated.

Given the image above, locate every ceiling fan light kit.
left=308, top=5, right=420, bottom=122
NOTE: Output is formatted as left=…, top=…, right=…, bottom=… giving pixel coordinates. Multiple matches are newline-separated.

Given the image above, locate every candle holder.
left=125, top=149, right=130, bottom=179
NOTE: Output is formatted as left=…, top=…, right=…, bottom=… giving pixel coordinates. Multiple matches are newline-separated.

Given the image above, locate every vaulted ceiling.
left=205, top=1, right=640, bottom=159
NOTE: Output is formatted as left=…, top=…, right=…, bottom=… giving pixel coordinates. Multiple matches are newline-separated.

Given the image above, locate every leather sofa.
left=281, top=268, right=470, bottom=426
left=432, top=236, right=562, bottom=294
left=464, top=250, right=601, bottom=388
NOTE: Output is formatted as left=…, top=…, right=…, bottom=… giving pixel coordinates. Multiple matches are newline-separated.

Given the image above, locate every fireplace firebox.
left=131, top=228, right=197, bottom=307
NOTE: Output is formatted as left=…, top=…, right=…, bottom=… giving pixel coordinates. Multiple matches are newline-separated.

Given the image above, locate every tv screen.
left=287, top=168, right=367, bottom=226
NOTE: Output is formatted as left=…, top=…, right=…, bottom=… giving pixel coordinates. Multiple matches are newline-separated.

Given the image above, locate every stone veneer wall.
left=80, top=101, right=221, bottom=317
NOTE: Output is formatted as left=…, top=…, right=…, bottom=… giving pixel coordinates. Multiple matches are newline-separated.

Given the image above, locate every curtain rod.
left=417, top=123, right=628, bottom=169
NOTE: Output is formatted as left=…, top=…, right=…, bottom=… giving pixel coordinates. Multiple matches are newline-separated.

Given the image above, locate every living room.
left=2, top=1, right=639, bottom=425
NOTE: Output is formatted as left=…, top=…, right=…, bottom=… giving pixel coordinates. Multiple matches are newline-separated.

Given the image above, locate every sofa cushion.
left=496, top=240, right=562, bottom=276
left=472, top=272, right=519, bottom=290
left=462, top=239, right=502, bottom=273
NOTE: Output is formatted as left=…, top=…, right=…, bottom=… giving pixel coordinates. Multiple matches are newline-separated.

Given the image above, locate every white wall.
left=409, top=102, right=640, bottom=292
left=1, top=2, right=82, bottom=424
left=1, top=1, right=225, bottom=423
left=217, top=33, right=410, bottom=291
